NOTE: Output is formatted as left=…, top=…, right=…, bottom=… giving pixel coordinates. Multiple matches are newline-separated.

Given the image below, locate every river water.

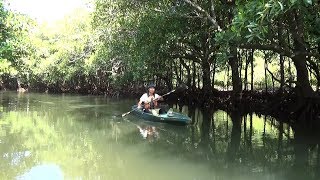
left=0, top=91, right=319, bottom=180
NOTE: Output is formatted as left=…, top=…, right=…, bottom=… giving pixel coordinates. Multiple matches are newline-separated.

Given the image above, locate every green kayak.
left=131, top=105, right=191, bottom=125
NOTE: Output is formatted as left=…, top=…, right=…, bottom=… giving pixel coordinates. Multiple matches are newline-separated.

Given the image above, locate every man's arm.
left=138, top=93, right=147, bottom=108
left=155, top=94, right=163, bottom=101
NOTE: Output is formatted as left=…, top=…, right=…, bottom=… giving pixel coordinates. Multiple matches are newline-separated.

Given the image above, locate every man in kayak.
left=137, top=83, right=163, bottom=113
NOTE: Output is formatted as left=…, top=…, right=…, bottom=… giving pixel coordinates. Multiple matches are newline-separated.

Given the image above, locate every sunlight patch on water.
left=16, top=164, right=63, bottom=180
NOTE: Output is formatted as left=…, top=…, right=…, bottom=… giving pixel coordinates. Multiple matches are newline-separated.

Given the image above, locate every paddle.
left=121, top=84, right=188, bottom=117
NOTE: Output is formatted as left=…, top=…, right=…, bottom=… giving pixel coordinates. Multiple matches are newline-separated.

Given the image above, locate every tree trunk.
left=226, top=0, right=241, bottom=96
left=239, top=51, right=243, bottom=81
left=291, top=53, right=314, bottom=97
left=212, top=59, right=216, bottom=89
left=250, top=49, right=254, bottom=91
left=288, top=59, right=293, bottom=88
left=197, top=69, right=201, bottom=89
left=180, top=59, right=192, bottom=88
left=307, top=57, right=320, bottom=91
left=244, top=51, right=249, bottom=91
left=278, top=21, right=285, bottom=93
left=272, top=76, right=275, bottom=92
left=290, top=9, right=314, bottom=97
left=279, top=55, right=285, bottom=93
left=192, top=61, right=196, bottom=90
left=228, top=47, right=242, bottom=96
left=226, top=66, right=230, bottom=91
left=173, top=60, right=182, bottom=85
left=179, top=60, right=183, bottom=83
left=201, top=59, right=212, bottom=92
left=264, top=56, right=268, bottom=93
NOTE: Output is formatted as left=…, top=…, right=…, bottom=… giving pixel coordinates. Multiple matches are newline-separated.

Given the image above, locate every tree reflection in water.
left=144, top=104, right=320, bottom=179
left=1, top=92, right=320, bottom=179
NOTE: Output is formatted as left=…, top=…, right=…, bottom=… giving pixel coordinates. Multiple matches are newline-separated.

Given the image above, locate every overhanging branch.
left=238, top=43, right=292, bottom=57
left=266, top=67, right=293, bottom=88
left=238, top=43, right=320, bottom=59
left=182, top=0, right=222, bottom=31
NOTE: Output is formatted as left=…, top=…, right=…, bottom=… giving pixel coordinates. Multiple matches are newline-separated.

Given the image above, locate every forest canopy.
left=0, top=0, right=319, bottom=99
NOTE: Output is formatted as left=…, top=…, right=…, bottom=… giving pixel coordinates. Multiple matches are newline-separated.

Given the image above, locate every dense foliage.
left=1, top=0, right=320, bottom=98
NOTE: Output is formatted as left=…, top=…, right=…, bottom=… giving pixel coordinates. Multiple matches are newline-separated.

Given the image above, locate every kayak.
left=131, top=105, right=191, bottom=125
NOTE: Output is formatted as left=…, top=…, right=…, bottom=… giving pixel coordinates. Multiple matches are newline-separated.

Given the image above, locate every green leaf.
left=248, top=36, right=254, bottom=42
left=245, top=34, right=253, bottom=39
left=304, top=0, right=312, bottom=5
left=277, top=1, right=284, bottom=10
left=256, top=34, right=264, bottom=40
left=265, top=3, right=272, bottom=8
left=289, top=0, right=298, bottom=5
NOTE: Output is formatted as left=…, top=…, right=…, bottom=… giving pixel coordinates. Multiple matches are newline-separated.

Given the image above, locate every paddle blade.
left=121, top=111, right=130, bottom=117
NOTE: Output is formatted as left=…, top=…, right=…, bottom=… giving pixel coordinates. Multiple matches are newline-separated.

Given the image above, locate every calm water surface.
left=0, top=91, right=319, bottom=180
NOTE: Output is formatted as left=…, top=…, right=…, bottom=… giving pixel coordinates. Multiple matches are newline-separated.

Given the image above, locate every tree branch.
left=169, top=54, right=200, bottom=63
left=238, top=43, right=292, bottom=57
left=239, top=43, right=320, bottom=59
left=182, top=0, right=222, bottom=31
left=266, top=67, right=292, bottom=88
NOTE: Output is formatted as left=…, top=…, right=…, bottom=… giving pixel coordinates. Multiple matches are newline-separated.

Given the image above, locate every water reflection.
left=160, top=103, right=320, bottom=179
left=0, top=92, right=319, bottom=179
left=17, top=164, right=63, bottom=180
left=137, top=125, right=159, bottom=140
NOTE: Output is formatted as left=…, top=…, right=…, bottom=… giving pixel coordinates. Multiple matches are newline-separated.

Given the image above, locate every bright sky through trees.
left=5, top=0, right=90, bottom=23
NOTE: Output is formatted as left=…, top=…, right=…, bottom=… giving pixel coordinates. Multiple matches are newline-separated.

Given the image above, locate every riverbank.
left=168, top=89, right=320, bottom=131
left=1, top=84, right=319, bottom=131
